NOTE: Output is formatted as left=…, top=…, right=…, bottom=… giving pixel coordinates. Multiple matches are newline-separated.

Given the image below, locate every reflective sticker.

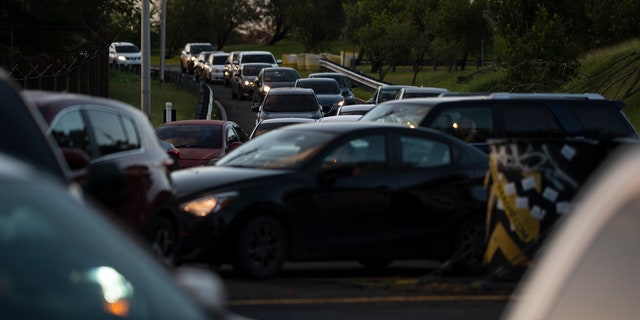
left=515, top=197, right=529, bottom=209
left=561, top=144, right=576, bottom=160
left=530, top=205, right=546, bottom=220
left=556, top=202, right=571, bottom=214
left=521, top=176, right=537, bottom=191
left=543, top=187, right=559, bottom=202
left=504, top=182, right=517, bottom=195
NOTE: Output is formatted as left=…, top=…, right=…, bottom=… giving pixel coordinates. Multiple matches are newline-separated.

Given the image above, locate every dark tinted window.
left=191, top=44, right=215, bottom=54
left=50, top=110, right=92, bottom=155
left=502, top=103, right=563, bottom=138
left=242, top=54, right=276, bottom=64
left=400, top=136, right=451, bottom=168
left=212, top=55, right=227, bottom=64
left=566, top=101, right=633, bottom=138
left=429, top=105, right=493, bottom=143
left=86, top=109, right=140, bottom=156
left=156, top=125, right=223, bottom=148
left=115, top=44, right=139, bottom=53
left=263, top=94, right=318, bottom=112
left=264, top=70, right=299, bottom=82
left=297, top=81, right=340, bottom=94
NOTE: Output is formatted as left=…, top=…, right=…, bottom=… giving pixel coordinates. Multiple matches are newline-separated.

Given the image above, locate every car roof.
left=340, top=104, right=375, bottom=111
left=263, top=66, right=297, bottom=72
left=241, top=62, right=274, bottom=68
left=24, top=90, right=146, bottom=118
left=309, top=72, right=345, bottom=77
left=267, top=87, right=315, bottom=95
left=257, top=118, right=317, bottom=124
left=400, top=86, right=449, bottom=93
left=297, top=78, right=337, bottom=83
left=158, top=119, right=234, bottom=127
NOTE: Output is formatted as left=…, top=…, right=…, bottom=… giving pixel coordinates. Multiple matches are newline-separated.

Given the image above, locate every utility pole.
left=160, top=0, right=167, bottom=84
left=141, top=0, right=151, bottom=117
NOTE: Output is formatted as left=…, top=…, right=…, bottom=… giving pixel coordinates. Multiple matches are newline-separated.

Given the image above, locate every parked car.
left=252, top=67, right=300, bottom=104
left=194, top=50, right=216, bottom=81
left=501, top=144, right=640, bottom=320
left=180, top=42, right=216, bottom=74
left=366, top=84, right=416, bottom=104
left=172, top=121, right=489, bottom=278
left=205, top=51, right=228, bottom=84
left=250, top=87, right=326, bottom=125
left=249, top=118, right=316, bottom=139
left=308, top=72, right=357, bottom=105
left=336, top=103, right=375, bottom=116
left=294, top=77, right=345, bottom=116
left=24, top=90, right=183, bottom=266
left=108, top=42, right=141, bottom=69
left=155, top=119, right=249, bottom=168
left=360, top=93, right=639, bottom=153
left=230, top=62, right=273, bottom=100
left=0, top=150, right=241, bottom=320
left=224, top=51, right=245, bottom=87
left=395, top=86, right=450, bottom=99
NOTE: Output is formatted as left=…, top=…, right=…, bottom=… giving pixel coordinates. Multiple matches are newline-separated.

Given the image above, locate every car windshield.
left=116, top=45, right=139, bottom=53
left=156, top=124, right=223, bottom=148
left=191, top=45, right=215, bottom=53
left=360, top=103, right=432, bottom=126
left=298, top=81, right=340, bottom=94
left=263, top=94, right=318, bottom=112
left=212, top=55, right=227, bottom=64
left=264, top=70, right=298, bottom=82
left=243, top=66, right=264, bottom=77
left=243, top=54, right=275, bottom=64
left=216, top=128, right=334, bottom=169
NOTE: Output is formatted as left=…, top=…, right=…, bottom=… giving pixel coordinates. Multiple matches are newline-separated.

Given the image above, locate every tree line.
left=1, top=0, right=639, bottom=91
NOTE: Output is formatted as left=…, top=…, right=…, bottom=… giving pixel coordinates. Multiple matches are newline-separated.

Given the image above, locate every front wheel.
left=232, top=215, right=286, bottom=279
left=149, top=216, right=179, bottom=267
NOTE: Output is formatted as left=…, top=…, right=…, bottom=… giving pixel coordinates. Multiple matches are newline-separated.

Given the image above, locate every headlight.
left=262, top=85, right=271, bottom=93
left=244, top=80, right=250, bottom=86
left=181, top=191, right=238, bottom=217
left=117, top=56, right=127, bottom=62
left=338, top=99, right=345, bottom=107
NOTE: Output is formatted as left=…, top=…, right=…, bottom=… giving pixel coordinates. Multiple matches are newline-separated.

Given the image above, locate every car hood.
left=260, top=110, right=322, bottom=121
left=264, top=81, right=296, bottom=89
left=171, top=166, right=287, bottom=199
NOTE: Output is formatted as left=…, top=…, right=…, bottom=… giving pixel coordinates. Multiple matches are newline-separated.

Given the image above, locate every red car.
left=23, top=90, right=183, bottom=266
left=155, top=119, right=248, bottom=168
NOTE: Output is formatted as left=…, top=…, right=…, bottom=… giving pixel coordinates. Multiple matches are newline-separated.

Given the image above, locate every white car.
left=205, top=52, right=228, bottom=84
left=108, top=42, right=141, bottom=68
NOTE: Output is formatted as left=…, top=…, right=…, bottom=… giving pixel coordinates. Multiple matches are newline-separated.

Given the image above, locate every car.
left=252, top=67, right=301, bottom=104
left=233, top=51, right=280, bottom=86
left=0, top=150, right=240, bottom=320
left=336, top=103, right=375, bottom=116
left=249, top=118, right=317, bottom=139
left=171, top=121, right=489, bottom=279
left=294, top=77, right=345, bottom=116
left=108, top=42, right=141, bottom=69
left=155, top=119, right=249, bottom=168
left=180, top=42, right=216, bottom=74
left=230, top=62, right=273, bottom=100
left=250, top=87, right=326, bottom=125
left=359, top=93, right=639, bottom=153
left=23, top=90, right=183, bottom=266
left=204, top=51, right=228, bottom=84
left=193, top=50, right=216, bottom=81
left=224, top=51, right=245, bottom=87
left=366, top=84, right=416, bottom=104
left=500, top=144, right=640, bottom=320
left=308, top=72, right=357, bottom=105
left=395, top=86, right=450, bottom=99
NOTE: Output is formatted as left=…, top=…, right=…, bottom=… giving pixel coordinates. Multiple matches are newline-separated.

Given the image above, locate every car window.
left=399, top=135, right=451, bottom=168
left=263, top=94, right=318, bottom=112
left=212, top=55, right=226, bottom=64
left=322, top=135, right=386, bottom=173
left=242, top=54, right=275, bottom=64
left=429, top=105, right=493, bottom=143
left=86, top=109, right=140, bottom=156
left=264, top=70, right=298, bottom=82
left=501, top=103, right=563, bottom=138
left=156, top=125, right=223, bottom=148
left=115, top=44, right=139, bottom=53
left=299, top=81, right=340, bottom=94
left=49, top=110, right=93, bottom=156
left=566, top=101, right=633, bottom=138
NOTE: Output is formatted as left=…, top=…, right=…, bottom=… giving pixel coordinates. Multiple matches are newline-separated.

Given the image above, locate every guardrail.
left=318, top=59, right=387, bottom=92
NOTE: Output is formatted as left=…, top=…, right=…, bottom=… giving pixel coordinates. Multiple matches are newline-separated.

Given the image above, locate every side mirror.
left=228, top=141, right=243, bottom=150
left=321, top=105, right=332, bottom=114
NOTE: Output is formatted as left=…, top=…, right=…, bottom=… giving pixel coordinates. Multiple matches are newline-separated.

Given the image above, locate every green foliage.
left=285, top=0, right=345, bottom=53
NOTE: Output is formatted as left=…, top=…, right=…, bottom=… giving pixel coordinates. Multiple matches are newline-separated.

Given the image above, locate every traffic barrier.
left=484, top=138, right=615, bottom=281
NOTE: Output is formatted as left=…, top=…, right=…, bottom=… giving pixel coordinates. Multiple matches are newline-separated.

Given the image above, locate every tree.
left=258, top=0, right=294, bottom=45
left=286, top=0, right=345, bottom=53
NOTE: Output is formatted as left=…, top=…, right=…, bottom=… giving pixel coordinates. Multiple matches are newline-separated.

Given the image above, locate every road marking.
left=228, top=295, right=512, bottom=306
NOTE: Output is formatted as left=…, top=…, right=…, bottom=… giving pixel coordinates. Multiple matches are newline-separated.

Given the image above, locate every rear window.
left=156, top=125, right=222, bottom=148
left=212, top=55, right=227, bottom=64
left=263, top=94, right=318, bottom=112
left=566, top=102, right=635, bottom=138
left=242, top=54, right=276, bottom=64
left=191, top=44, right=215, bottom=54
left=297, top=81, right=340, bottom=94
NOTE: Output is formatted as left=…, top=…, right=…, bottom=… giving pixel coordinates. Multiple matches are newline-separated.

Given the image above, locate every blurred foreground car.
left=249, top=118, right=316, bottom=139
left=501, top=144, right=640, bottom=320
left=0, top=151, right=243, bottom=320
left=172, top=122, right=489, bottom=278
left=156, top=119, right=248, bottom=168
left=24, top=90, right=182, bottom=266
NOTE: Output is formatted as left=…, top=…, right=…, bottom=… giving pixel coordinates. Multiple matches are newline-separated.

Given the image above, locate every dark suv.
left=24, top=90, right=183, bottom=266
left=360, top=93, right=638, bottom=152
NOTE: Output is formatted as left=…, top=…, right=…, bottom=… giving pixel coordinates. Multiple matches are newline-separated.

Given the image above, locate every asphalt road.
left=202, top=82, right=516, bottom=320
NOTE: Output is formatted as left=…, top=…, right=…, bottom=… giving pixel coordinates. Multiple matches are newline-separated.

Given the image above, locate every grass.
left=115, top=38, right=640, bottom=130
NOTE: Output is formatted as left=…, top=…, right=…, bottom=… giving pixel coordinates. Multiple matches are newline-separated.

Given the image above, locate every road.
left=202, top=82, right=516, bottom=320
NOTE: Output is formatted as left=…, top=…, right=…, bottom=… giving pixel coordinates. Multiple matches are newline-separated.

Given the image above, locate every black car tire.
left=448, top=216, right=487, bottom=275
left=233, top=215, right=286, bottom=279
left=149, top=216, right=179, bottom=267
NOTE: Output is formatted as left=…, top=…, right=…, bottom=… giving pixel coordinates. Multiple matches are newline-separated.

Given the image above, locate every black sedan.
left=173, top=122, right=489, bottom=278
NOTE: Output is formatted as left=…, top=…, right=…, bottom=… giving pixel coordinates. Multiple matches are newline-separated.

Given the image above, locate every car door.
left=301, top=133, right=394, bottom=256
left=388, top=131, right=478, bottom=257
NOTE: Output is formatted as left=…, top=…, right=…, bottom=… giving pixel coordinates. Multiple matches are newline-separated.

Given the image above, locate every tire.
left=448, top=216, right=487, bottom=275
left=232, top=215, right=286, bottom=279
left=149, top=216, right=179, bottom=267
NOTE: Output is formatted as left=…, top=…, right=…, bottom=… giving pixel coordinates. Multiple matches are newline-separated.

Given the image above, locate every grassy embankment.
left=111, top=38, right=640, bottom=130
